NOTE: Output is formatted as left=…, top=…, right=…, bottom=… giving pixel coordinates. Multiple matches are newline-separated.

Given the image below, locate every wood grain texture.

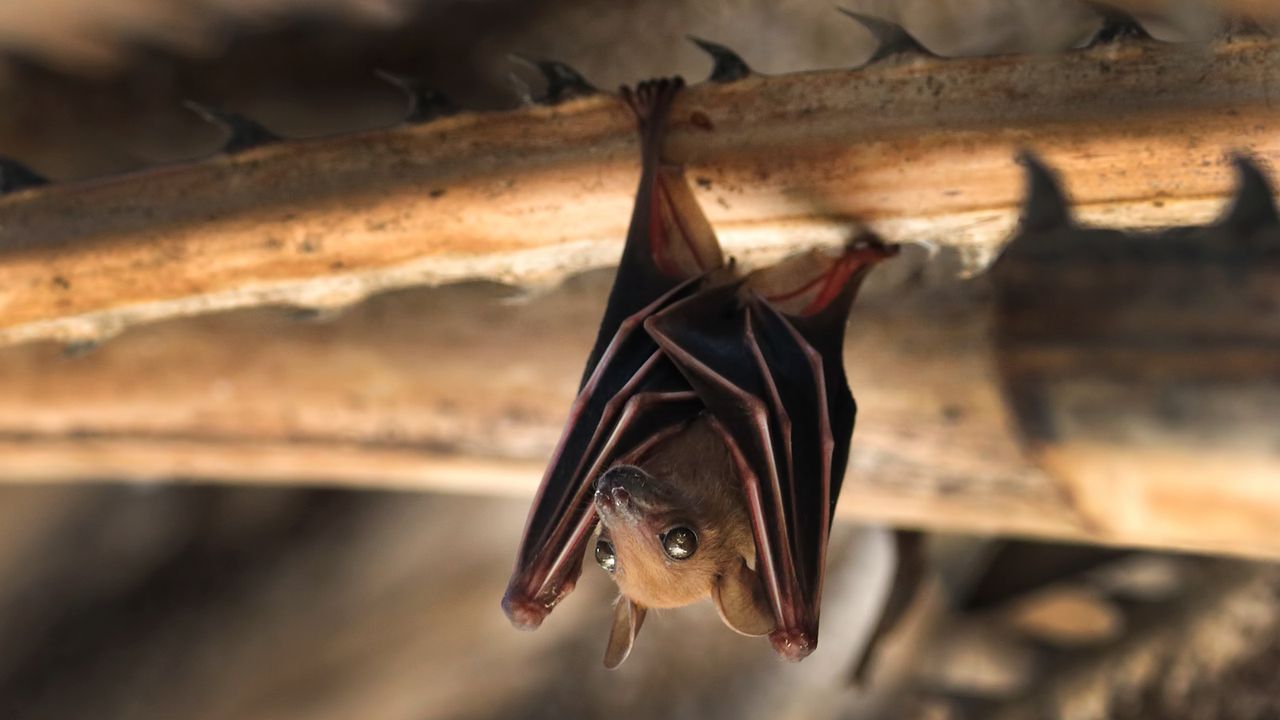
left=2, top=257, right=1277, bottom=560
left=990, top=162, right=1280, bottom=559
left=0, top=34, right=1276, bottom=347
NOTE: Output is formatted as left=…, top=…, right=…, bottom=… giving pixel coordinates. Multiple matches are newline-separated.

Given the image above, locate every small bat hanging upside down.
left=502, top=77, right=904, bottom=668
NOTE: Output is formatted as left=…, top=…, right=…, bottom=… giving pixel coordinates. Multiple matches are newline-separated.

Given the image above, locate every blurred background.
left=0, top=1, right=1279, bottom=719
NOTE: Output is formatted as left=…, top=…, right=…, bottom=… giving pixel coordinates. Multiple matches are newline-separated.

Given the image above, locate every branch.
left=0, top=34, right=1277, bottom=347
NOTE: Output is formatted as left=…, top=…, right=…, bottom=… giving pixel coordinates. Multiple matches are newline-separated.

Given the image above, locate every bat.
left=501, top=76, right=899, bottom=668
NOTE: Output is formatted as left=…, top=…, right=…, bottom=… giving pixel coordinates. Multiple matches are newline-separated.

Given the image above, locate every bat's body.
left=502, top=77, right=899, bottom=668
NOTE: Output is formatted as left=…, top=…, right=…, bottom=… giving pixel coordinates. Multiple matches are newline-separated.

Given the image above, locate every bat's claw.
left=619, top=77, right=685, bottom=125
left=502, top=591, right=550, bottom=631
left=769, top=628, right=815, bottom=661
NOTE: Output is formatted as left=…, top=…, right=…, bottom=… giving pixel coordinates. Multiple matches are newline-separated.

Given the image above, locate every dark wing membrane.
left=503, top=77, right=725, bottom=630
left=502, top=299, right=699, bottom=629
left=744, top=296, right=836, bottom=655
left=580, top=78, right=722, bottom=384
left=753, top=237, right=897, bottom=509
left=647, top=240, right=895, bottom=661
left=645, top=282, right=823, bottom=660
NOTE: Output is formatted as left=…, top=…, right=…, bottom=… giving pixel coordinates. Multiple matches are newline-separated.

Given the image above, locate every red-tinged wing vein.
left=706, top=415, right=786, bottom=625
left=742, top=312, right=802, bottom=622
left=657, top=169, right=721, bottom=275
left=743, top=297, right=833, bottom=645
left=645, top=283, right=820, bottom=648
left=583, top=390, right=702, bottom=484
left=750, top=296, right=836, bottom=624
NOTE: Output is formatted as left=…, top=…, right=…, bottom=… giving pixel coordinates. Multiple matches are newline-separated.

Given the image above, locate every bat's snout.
left=593, top=465, right=658, bottom=521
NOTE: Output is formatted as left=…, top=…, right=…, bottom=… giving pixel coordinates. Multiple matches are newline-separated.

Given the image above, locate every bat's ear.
left=603, top=597, right=647, bottom=669
left=712, top=557, right=776, bottom=637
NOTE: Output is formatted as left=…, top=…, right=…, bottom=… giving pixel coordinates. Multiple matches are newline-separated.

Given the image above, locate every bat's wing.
left=645, top=237, right=895, bottom=660
left=503, top=77, right=725, bottom=630
left=581, top=77, right=723, bottom=381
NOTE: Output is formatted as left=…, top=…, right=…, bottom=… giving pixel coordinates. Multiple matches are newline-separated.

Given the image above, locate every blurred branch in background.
left=2, top=249, right=1279, bottom=561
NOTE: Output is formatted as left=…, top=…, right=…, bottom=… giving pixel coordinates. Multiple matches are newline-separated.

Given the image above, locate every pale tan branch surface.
left=2, top=262, right=1277, bottom=561
left=0, top=35, right=1277, bottom=347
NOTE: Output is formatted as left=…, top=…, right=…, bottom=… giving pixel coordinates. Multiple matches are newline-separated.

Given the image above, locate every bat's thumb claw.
left=502, top=591, right=549, bottom=630
left=769, top=628, right=816, bottom=661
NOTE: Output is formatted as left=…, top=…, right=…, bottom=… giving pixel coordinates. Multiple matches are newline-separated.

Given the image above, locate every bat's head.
left=589, top=419, right=776, bottom=667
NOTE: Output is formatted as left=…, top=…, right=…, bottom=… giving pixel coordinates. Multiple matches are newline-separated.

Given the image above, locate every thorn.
left=0, top=156, right=48, bottom=194
left=508, top=71, right=534, bottom=106
left=686, top=36, right=751, bottom=83
left=1223, top=17, right=1272, bottom=39
left=375, top=70, right=457, bottom=123
left=510, top=55, right=597, bottom=104
left=184, top=101, right=280, bottom=154
left=1220, top=155, right=1279, bottom=234
left=837, top=8, right=935, bottom=63
left=1017, top=151, right=1073, bottom=233
left=1082, top=3, right=1151, bottom=44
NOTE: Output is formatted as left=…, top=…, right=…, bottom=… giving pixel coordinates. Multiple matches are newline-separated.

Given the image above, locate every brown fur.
left=596, top=416, right=757, bottom=609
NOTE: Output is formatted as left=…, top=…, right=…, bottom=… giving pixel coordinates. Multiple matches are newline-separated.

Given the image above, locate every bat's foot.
left=769, top=628, right=816, bottom=661
left=501, top=591, right=550, bottom=631
left=619, top=77, right=685, bottom=139
left=846, top=233, right=899, bottom=264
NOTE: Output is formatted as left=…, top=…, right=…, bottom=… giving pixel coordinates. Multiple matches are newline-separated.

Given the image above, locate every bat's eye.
left=595, top=538, right=617, bottom=573
left=661, top=527, right=698, bottom=560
